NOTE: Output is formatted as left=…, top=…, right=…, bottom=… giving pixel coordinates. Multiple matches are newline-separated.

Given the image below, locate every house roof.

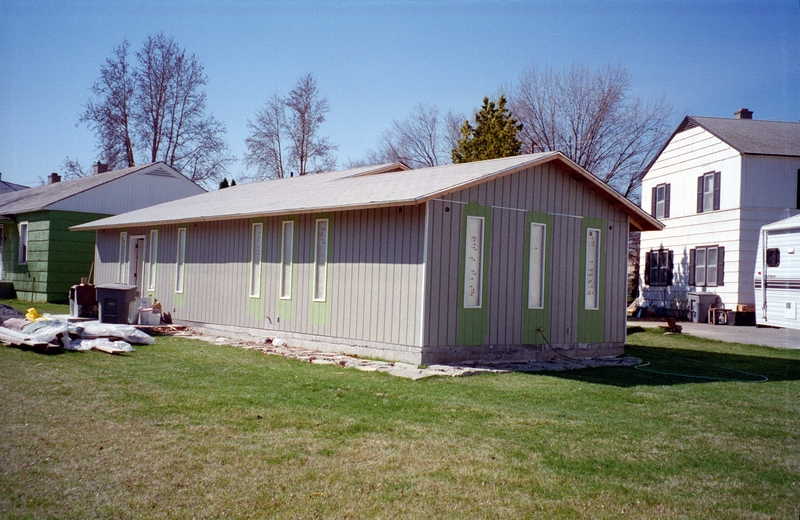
left=0, top=162, right=187, bottom=216
left=677, top=116, right=800, bottom=157
left=0, top=178, right=29, bottom=195
left=762, top=213, right=800, bottom=232
left=73, top=153, right=663, bottom=232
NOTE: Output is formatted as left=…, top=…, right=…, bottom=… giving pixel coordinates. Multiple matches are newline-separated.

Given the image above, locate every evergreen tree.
left=452, top=96, right=522, bottom=164
left=230, top=179, right=236, bottom=186
left=219, top=178, right=229, bottom=189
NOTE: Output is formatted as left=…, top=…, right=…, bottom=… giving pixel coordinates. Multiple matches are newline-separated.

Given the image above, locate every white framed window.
left=313, top=219, right=329, bottom=302
left=528, top=222, right=546, bottom=309
left=249, top=223, right=262, bottom=298
left=584, top=228, right=600, bottom=310
left=691, top=245, right=724, bottom=288
left=118, top=232, right=128, bottom=283
left=697, top=171, right=721, bottom=213
left=175, top=228, right=186, bottom=294
left=651, top=183, right=670, bottom=219
left=18, top=222, right=28, bottom=265
left=147, top=229, right=158, bottom=292
left=280, top=221, right=294, bottom=300
left=695, top=247, right=707, bottom=286
left=463, top=216, right=484, bottom=309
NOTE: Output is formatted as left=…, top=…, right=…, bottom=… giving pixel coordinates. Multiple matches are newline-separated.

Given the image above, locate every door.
left=129, top=236, right=146, bottom=293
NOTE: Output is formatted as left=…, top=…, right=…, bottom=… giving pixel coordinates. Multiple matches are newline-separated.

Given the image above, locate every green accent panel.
left=173, top=226, right=188, bottom=310
left=276, top=216, right=299, bottom=323
left=577, top=217, right=606, bottom=343
left=457, top=201, right=492, bottom=346
left=522, top=212, right=554, bottom=344
left=309, top=213, right=334, bottom=327
left=2, top=211, right=109, bottom=302
left=246, top=219, right=267, bottom=319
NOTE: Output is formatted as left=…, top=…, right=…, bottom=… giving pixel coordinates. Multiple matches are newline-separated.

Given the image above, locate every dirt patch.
left=0, top=304, right=25, bottom=326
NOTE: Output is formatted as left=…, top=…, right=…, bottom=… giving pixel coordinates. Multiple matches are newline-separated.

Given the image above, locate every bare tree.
left=76, top=33, right=233, bottom=186
left=245, top=74, right=337, bottom=180
left=508, top=63, right=673, bottom=201
left=355, top=104, right=464, bottom=169
left=79, top=40, right=136, bottom=170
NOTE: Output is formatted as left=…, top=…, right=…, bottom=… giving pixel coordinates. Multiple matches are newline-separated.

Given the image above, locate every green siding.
left=577, top=217, right=606, bottom=343
left=309, top=213, right=333, bottom=327
left=457, top=202, right=493, bottom=346
left=276, top=216, right=299, bottom=323
left=1, top=211, right=107, bottom=302
left=522, top=211, right=553, bottom=344
left=246, top=219, right=266, bottom=319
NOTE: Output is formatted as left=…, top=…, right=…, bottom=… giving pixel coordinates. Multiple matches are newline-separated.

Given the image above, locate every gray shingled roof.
left=0, top=162, right=171, bottom=215
left=683, top=116, right=800, bottom=157
left=73, top=153, right=663, bottom=232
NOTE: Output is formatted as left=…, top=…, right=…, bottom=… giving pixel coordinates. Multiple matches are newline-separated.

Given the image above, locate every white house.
left=639, top=109, right=800, bottom=324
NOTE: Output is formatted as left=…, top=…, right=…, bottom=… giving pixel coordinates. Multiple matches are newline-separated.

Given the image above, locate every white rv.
left=755, top=214, right=800, bottom=330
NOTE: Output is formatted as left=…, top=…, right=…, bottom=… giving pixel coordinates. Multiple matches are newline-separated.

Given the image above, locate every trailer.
left=755, top=214, right=800, bottom=330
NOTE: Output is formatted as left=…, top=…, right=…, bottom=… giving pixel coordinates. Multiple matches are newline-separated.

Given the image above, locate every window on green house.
left=18, top=222, right=28, bottom=265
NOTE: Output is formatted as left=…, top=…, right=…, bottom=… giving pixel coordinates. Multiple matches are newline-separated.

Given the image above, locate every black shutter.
left=688, top=248, right=696, bottom=286
left=717, top=246, right=725, bottom=286
left=664, top=184, right=671, bottom=218
left=644, top=252, right=651, bottom=286
left=667, top=250, right=674, bottom=286
left=651, top=186, right=657, bottom=217
left=697, top=176, right=704, bottom=213
left=713, top=171, right=721, bottom=211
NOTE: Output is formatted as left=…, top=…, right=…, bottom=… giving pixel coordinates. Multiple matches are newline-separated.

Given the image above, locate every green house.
left=0, top=163, right=205, bottom=302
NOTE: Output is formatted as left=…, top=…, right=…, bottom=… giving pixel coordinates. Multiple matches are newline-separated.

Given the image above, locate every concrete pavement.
left=633, top=320, right=800, bottom=349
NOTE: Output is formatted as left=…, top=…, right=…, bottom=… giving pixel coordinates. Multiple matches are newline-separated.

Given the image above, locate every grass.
left=0, top=325, right=798, bottom=518
left=2, top=299, right=71, bottom=317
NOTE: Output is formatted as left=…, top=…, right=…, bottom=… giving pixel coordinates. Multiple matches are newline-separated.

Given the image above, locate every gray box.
left=96, top=284, right=138, bottom=324
left=688, top=292, right=718, bottom=323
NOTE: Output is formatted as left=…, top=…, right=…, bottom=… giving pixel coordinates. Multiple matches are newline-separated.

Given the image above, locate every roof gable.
left=684, top=116, right=800, bottom=157
left=73, top=155, right=662, bottom=232
left=0, top=162, right=193, bottom=216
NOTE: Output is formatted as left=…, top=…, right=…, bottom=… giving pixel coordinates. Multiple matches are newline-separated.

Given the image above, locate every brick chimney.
left=93, top=162, right=109, bottom=175
left=48, top=172, right=61, bottom=184
left=734, top=108, right=753, bottom=119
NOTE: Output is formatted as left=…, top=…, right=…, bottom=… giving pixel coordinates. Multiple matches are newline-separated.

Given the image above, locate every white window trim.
left=249, top=223, right=262, bottom=298
left=702, top=173, right=714, bottom=212
left=18, top=221, right=28, bottom=265
left=584, top=228, right=601, bottom=311
left=280, top=221, right=294, bottom=300
left=175, top=228, right=187, bottom=294
left=147, top=229, right=159, bottom=292
left=655, top=184, right=666, bottom=219
left=118, top=232, right=128, bottom=284
left=463, top=215, right=485, bottom=309
left=313, top=219, right=329, bottom=302
left=528, top=222, right=546, bottom=309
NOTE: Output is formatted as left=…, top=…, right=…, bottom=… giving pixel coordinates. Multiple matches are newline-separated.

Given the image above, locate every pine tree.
left=219, top=178, right=229, bottom=189
left=230, top=179, right=236, bottom=186
left=451, top=96, right=522, bottom=164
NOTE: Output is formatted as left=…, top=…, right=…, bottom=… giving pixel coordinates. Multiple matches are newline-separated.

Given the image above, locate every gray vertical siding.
left=93, top=206, right=426, bottom=347
left=424, top=162, right=630, bottom=347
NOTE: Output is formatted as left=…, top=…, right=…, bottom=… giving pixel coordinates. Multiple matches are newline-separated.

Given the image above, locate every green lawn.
left=0, top=326, right=797, bottom=519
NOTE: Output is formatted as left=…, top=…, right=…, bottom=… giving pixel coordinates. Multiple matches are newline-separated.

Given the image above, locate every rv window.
left=766, top=248, right=780, bottom=268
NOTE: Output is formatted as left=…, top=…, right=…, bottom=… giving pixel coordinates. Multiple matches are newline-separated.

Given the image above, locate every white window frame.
left=584, top=228, right=601, bottom=311
left=175, top=228, right=187, bottom=294
left=527, top=222, right=546, bottom=309
left=702, top=173, right=715, bottom=212
left=18, top=221, right=28, bottom=265
left=695, top=247, right=707, bottom=286
left=280, top=221, right=294, bottom=300
left=249, top=223, right=262, bottom=298
left=463, top=216, right=485, bottom=309
left=118, top=232, right=128, bottom=283
left=147, top=229, right=159, bottom=292
left=313, top=219, right=329, bottom=302
left=655, top=184, right=666, bottom=219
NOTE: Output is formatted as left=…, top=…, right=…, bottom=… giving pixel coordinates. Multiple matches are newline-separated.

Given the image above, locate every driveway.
left=633, top=320, right=800, bottom=349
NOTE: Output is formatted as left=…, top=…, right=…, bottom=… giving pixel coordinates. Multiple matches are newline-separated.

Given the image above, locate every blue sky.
left=0, top=0, right=797, bottom=187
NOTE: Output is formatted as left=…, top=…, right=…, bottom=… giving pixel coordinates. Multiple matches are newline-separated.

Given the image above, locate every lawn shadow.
left=530, top=344, right=800, bottom=388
